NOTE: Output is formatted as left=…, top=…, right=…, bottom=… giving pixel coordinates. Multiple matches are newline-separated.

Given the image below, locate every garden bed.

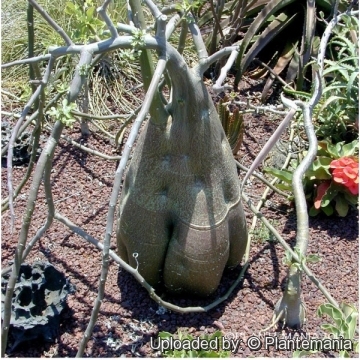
left=1, top=81, right=358, bottom=357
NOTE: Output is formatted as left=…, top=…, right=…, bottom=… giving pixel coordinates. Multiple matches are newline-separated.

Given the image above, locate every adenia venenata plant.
left=117, top=45, right=248, bottom=297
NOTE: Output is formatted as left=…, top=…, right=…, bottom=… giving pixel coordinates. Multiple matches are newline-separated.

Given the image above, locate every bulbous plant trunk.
left=117, top=51, right=248, bottom=297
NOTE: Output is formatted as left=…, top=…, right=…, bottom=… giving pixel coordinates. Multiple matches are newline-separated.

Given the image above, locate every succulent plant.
left=217, top=96, right=245, bottom=155
left=117, top=47, right=248, bottom=297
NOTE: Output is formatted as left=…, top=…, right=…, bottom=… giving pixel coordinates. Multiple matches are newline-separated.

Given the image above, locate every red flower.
left=330, top=157, right=359, bottom=195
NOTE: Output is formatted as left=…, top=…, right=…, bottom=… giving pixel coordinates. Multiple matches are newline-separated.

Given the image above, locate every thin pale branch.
left=7, top=58, right=54, bottom=231
left=28, top=0, right=73, bottom=46
left=236, top=161, right=290, bottom=199
left=76, top=54, right=168, bottom=357
left=165, top=14, right=181, bottom=39
left=197, top=46, right=238, bottom=74
left=188, top=20, right=208, bottom=62
left=2, top=136, right=56, bottom=275
left=97, top=0, right=118, bottom=39
left=241, top=108, right=297, bottom=189
left=143, top=0, right=163, bottom=19
left=59, top=133, right=121, bottom=160
left=213, top=49, right=239, bottom=93
left=88, top=120, right=115, bottom=139
left=116, top=23, right=137, bottom=34
left=1, top=54, right=51, bottom=68
left=241, top=192, right=339, bottom=308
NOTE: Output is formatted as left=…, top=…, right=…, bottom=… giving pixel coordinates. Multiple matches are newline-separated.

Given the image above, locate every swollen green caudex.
left=117, top=50, right=248, bottom=297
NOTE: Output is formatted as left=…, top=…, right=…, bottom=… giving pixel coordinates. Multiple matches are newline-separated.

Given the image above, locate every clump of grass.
left=1, top=0, right=141, bottom=130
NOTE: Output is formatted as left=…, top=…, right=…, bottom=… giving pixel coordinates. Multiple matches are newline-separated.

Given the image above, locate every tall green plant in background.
left=313, top=13, right=359, bottom=143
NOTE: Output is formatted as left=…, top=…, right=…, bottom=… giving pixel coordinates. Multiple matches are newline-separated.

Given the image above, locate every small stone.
left=213, top=320, right=224, bottom=330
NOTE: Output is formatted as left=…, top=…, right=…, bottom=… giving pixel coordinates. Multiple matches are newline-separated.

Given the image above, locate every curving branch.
left=241, top=108, right=297, bottom=190
left=28, top=0, right=73, bottom=46
left=271, top=0, right=351, bottom=329
left=188, top=20, right=208, bottom=62
left=241, top=192, right=339, bottom=308
left=213, top=49, right=239, bottom=93
left=197, top=45, right=238, bottom=75
left=97, top=0, right=118, bottom=39
left=1, top=54, right=52, bottom=68
left=6, top=57, right=55, bottom=232
left=76, top=53, right=168, bottom=357
left=54, top=211, right=249, bottom=314
left=1, top=48, right=93, bottom=356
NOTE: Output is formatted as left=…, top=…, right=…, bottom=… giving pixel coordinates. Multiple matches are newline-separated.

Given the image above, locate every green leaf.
left=209, top=330, right=223, bottom=339
left=65, top=2, right=77, bottom=13
left=188, top=350, right=198, bottom=357
left=309, top=205, right=320, bottom=216
left=158, top=331, right=173, bottom=339
left=320, top=182, right=339, bottom=207
left=264, top=167, right=293, bottom=183
left=347, top=71, right=359, bottom=103
left=306, top=254, right=321, bottom=263
left=335, top=195, right=349, bottom=217
left=341, top=303, right=359, bottom=339
left=318, top=303, right=344, bottom=328
left=340, top=140, right=359, bottom=157
left=317, top=140, right=340, bottom=158
left=86, top=6, right=95, bottom=19
left=234, top=0, right=296, bottom=86
left=241, top=12, right=297, bottom=77
left=321, top=323, right=341, bottom=336
left=340, top=322, right=351, bottom=339
left=275, top=183, right=293, bottom=191
left=321, top=204, right=333, bottom=216
left=339, top=350, right=351, bottom=358
left=343, top=191, right=359, bottom=205
left=305, top=156, right=332, bottom=180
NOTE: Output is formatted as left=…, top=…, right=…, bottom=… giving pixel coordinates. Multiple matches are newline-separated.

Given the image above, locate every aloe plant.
left=199, top=0, right=353, bottom=100
left=217, top=96, right=245, bottom=154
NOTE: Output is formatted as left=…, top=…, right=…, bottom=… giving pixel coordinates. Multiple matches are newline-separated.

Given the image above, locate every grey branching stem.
left=1, top=119, right=62, bottom=357
left=28, top=0, right=73, bottom=46
left=6, top=57, right=54, bottom=232
left=2, top=0, right=352, bottom=356
left=59, top=133, right=121, bottom=160
left=97, top=0, right=118, bottom=39
left=272, top=0, right=345, bottom=328
left=76, top=44, right=168, bottom=357
left=1, top=47, right=93, bottom=355
left=241, top=192, right=339, bottom=308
